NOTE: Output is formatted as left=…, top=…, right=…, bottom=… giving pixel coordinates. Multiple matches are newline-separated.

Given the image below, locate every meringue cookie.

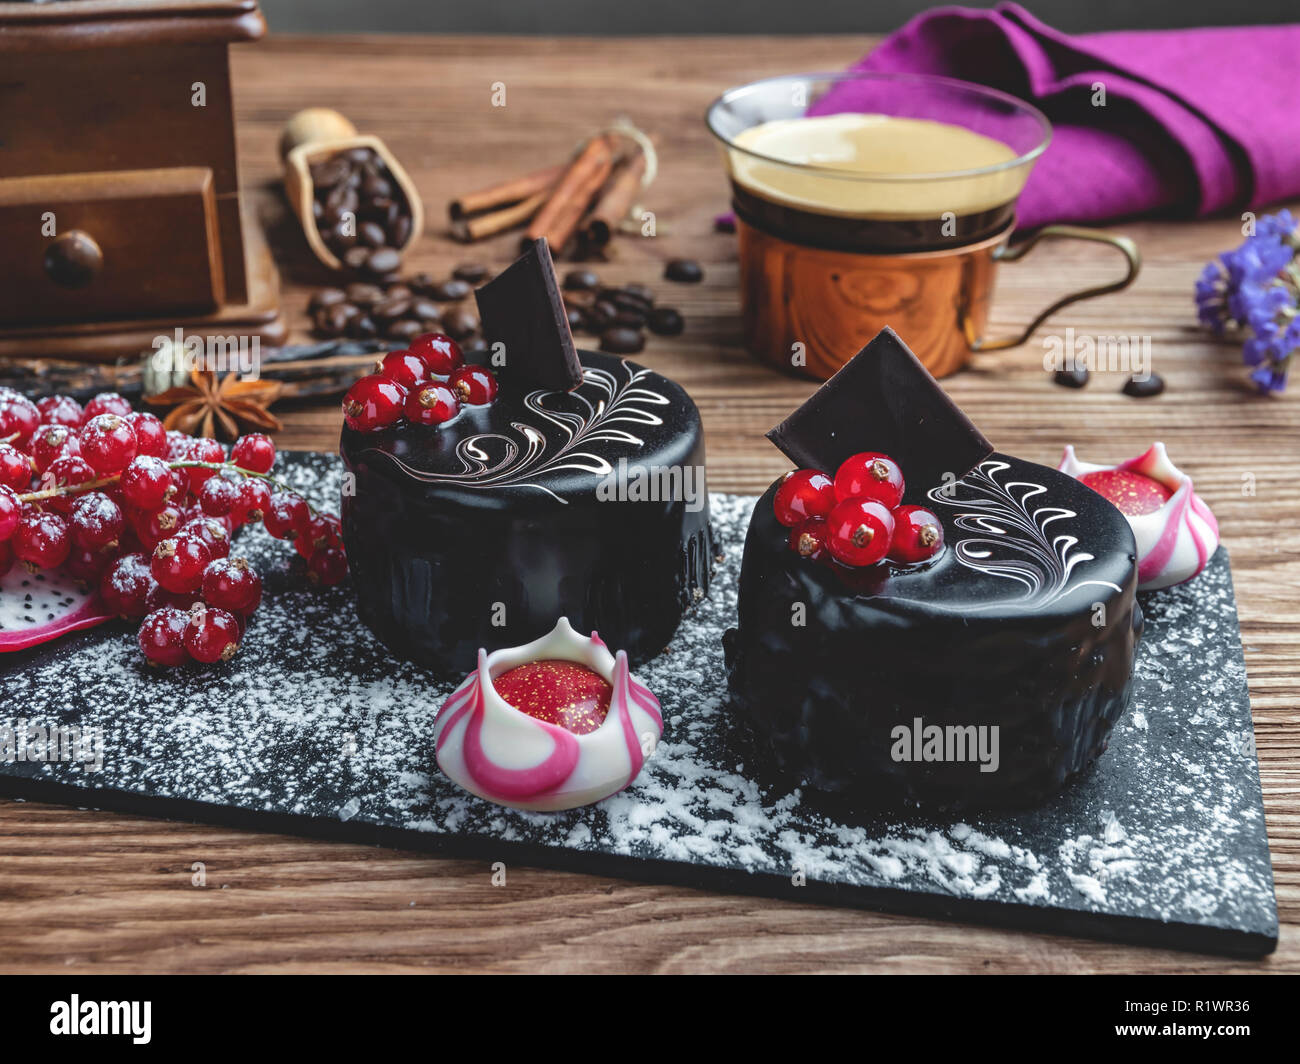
left=1059, top=443, right=1219, bottom=591
left=433, top=617, right=663, bottom=811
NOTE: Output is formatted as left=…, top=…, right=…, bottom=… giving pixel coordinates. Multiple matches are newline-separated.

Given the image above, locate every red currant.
left=297, top=512, right=343, bottom=560
left=230, top=433, right=276, bottom=474
left=263, top=492, right=309, bottom=540
left=0, top=540, right=14, bottom=578
left=409, top=333, right=463, bottom=377
left=125, top=411, right=169, bottom=458
left=13, top=509, right=72, bottom=569
left=375, top=350, right=433, bottom=389
left=0, top=486, right=20, bottom=542
left=69, top=492, right=125, bottom=553
left=183, top=604, right=241, bottom=664
left=404, top=382, right=460, bottom=426
left=29, top=424, right=80, bottom=475
left=138, top=607, right=190, bottom=667
left=0, top=443, right=32, bottom=492
left=186, top=437, right=226, bottom=490
left=82, top=392, right=132, bottom=423
left=198, top=473, right=241, bottom=517
left=202, top=556, right=262, bottom=614
left=166, top=430, right=192, bottom=460
left=230, top=477, right=271, bottom=526
left=343, top=375, right=406, bottom=432
left=36, top=395, right=84, bottom=429
left=826, top=497, right=894, bottom=567
left=180, top=516, right=230, bottom=560
left=146, top=584, right=203, bottom=614
left=773, top=469, right=835, bottom=527
left=100, top=553, right=157, bottom=618
left=450, top=365, right=498, bottom=405
left=308, top=546, right=349, bottom=586
left=0, top=395, right=40, bottom=448
left=68, top=546, right=116, bottom=583
left=787, top=517, right=830, bottom=562
left=40, top=455, right=97, bottom=513
left=887, top=505, right=945, bottom=565
left=120, top=455, right=175, bottom=511
left=151, top=533, right=212, bottom=593
left=78, top=414, right=137, bottom=475
left=134, top=504, right=184, bottom=551
left=834, top=452, right=905, bottom=510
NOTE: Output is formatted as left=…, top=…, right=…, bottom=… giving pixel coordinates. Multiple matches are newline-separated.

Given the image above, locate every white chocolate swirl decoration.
left=433, top=618, right=664, bottom=811
left=1059, top=442, right=1219, bottom=591
left=368, top=363, right=669, bottom=504
left=927, top=458, right=1123, bottom=608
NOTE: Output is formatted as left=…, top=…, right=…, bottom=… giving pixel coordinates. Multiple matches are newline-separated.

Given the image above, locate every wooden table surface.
left=2, top=34, right=1297, bottom=974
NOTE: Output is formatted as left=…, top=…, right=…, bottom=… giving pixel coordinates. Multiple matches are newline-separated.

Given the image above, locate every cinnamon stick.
left=582, top=150, right=647, bottom=247
left=451, top=188, right=550, bottom=242
left=525, top=135, right=616, bottom=254
left=449, top=163, right=566, bottom=221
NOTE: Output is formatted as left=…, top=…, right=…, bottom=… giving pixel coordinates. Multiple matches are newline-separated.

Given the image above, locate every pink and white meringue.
left=432, top=617, right=663, bottom=811
left=1059, top=443, right=1219, bottom=591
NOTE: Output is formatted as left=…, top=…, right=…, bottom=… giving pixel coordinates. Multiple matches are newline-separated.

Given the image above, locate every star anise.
left=146, top=370, right=283, bottom=441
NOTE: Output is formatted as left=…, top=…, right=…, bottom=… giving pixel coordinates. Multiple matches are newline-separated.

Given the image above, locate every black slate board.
left=0, top=453, right=1277, bottom=957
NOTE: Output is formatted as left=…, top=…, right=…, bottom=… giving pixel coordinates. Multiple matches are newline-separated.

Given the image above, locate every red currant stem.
left=0, top=433, right=18, bottom=446
left=16, top=459, right=319, bottom=514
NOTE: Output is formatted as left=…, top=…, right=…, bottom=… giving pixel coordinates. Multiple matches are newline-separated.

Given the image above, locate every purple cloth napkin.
left=844, top=3, right=1300, bottom=228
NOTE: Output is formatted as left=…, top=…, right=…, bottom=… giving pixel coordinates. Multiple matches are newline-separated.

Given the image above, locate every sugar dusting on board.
left=0, top=453, right=1276, bottom=947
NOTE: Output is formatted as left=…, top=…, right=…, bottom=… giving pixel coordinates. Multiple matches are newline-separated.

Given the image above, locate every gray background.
left=258, top=0, right=1296, bottom=34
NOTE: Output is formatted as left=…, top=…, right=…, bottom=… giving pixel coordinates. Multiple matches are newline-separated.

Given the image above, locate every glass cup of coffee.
left=706, top=71, right=1139, bottom=379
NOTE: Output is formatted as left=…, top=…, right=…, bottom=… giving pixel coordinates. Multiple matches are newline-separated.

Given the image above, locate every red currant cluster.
left=342, top=332, right=498, bottom=433
left=773, top=452, right=945, bottom=569
left=0, top=388, right=347, bottom=668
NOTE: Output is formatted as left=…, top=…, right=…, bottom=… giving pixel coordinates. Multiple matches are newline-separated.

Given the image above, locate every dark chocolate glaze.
left=725, top=454, right=1142, bottom=812
left=341, top=351, right=713, bottom=677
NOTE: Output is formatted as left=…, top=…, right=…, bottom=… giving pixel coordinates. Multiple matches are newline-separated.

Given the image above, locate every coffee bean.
left=408, top=272, right=436, bottom=295
left=599, top=326, right=645, bottom=354
left=308, top=287, right=348, bottom=313
left=1122, top=372, right=1165, bottom=398
left=343, top=246, right=370, bottom=270
left=410, top=298, right=442, bottom=321
left=325, top=182, right=358, bottom=216
left=1053, top=367, right=1090, bottom=389
left=566, top=307, right=587, bottom=332
left=372, top=297, right=412, bottom=321
left=623, top=282, right=655, bottom=305
left=389, top=214, right=412, bottom=249
left=610, top=291, right=651, bottom=316
left=310, top=156, right=350, bottom=189
left=318, top=302, right=357, bottom=336
left=386, top=319, right=424, bottom=341
left=365, top=247, right=402, bottom=276
left=562, top=288, right=596, bottom=310
left=648, top=307, right=684, bottom=336
left=345, top=283, right=384, bottom=306
left=453, top=262, right=490, bottom=284
left=614, top=308, right=647, bottom=329
left=430, top=279, right=472, bottom=301
left=664, top=258, right=703, bottom=283
left=346, top=314, right=378, bottom=339
left=589, top=300, right=618, bottom=330
left=418, top=318, right=443, bottom=333
left=361, top=174, right=392, bottom=200
left=442, top=307, right=479, bottom=339
left=564, top=269, right=600, bottom=291
left=383, top=283, right=412, bottom=301
left=358, top=221, right=387, bottom=248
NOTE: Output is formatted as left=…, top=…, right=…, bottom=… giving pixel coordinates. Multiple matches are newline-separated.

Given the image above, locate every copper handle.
left=966, top=225, right=1141, bottom=352
left=44, top=229, right=103, bottom=289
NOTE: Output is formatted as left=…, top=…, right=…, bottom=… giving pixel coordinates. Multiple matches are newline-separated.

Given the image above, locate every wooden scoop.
left=280, top=107, right=425, bottom=272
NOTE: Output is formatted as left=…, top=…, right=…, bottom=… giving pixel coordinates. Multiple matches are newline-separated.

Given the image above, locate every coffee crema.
left=728, top=113, right=1030, bottom=253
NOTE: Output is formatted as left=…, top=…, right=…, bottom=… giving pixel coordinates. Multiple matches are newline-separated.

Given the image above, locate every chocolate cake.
left=724, top=330, right=1142, bottom=811
left=341, top=240, right=712, bottom=677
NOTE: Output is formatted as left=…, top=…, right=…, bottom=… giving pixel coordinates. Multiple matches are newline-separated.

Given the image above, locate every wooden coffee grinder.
left=0, top=0, right=285, bottom=363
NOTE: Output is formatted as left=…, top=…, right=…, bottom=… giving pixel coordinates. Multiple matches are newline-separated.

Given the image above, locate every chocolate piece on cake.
left=766, top=327, right=993, bottom=492
left=474, top=237, right=584, bottom=393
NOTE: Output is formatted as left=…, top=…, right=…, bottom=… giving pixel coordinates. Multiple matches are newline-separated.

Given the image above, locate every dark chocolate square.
left=474, top=237, right=583, bottom=392
left=766, top=327, right=994, bottom=490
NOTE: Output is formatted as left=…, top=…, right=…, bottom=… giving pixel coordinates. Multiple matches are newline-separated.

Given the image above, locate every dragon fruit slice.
left=0, top=563, right=114, bottom=652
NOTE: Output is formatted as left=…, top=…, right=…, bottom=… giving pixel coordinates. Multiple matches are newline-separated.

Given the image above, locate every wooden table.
left=2, top=34, right=1296, bottom=974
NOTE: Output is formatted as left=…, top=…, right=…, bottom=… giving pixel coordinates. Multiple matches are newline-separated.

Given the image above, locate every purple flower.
left=1196, top=210, right=1300, bottom=393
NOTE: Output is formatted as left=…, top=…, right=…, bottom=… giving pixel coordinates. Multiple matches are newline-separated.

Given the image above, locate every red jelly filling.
left=1079, top=469, right=1173, bottom=517
left=492, top=659, right=613, bottom=736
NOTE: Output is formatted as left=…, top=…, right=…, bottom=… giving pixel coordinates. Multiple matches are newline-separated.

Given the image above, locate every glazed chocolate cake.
left=341, top=241, right=712, bottom=677
left=724, top=330, right=1142, bottom=811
